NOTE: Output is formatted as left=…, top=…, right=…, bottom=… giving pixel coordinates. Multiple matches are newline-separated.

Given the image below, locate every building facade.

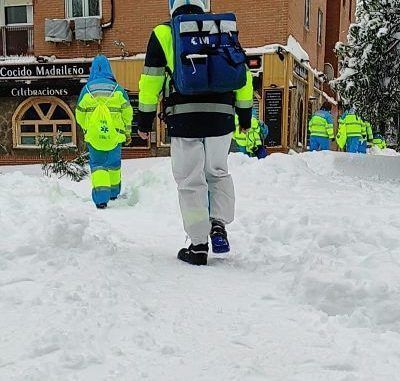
left=0, top=0, right=355, bottom=164
left=325, top=0, right=357, bottom=78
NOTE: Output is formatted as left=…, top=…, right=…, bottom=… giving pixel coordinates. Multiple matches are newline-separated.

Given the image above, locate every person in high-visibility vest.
left=233, top=112, right=268, bottom=159
left=337, top=108, right=363, bottom=153
left=359, top=120, right=374, bottom=154
left=372, top=133, right=387, bottom=149
left=308, top=102, right=334, bottom=151
left=137, top=0, right=254, bottom=265
left=76, top=55, right=133, bottom=209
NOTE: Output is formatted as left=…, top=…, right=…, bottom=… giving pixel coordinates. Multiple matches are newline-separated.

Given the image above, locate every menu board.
left=264, top=89, right=283, bottom=147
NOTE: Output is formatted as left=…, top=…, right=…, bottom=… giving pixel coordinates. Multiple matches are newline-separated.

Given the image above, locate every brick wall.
left=339, top=0, right=356, bottom=43
left=34, top=0, right=290, bottom=58
left=212, top=0, right=289, bottom=47
left=325, top=0, right=340, bottom=76
left=35, top=1, right=349, bottom=72
left=287, top=0, right=327, bottom=71
left=324, top=0, right=356, bottom=76
left=34, top=0, right=170, bottom=58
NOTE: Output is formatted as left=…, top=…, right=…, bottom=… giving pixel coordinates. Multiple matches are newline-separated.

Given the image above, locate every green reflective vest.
left=233, top=116, right=262, bottom=154
left=76, top=87, right=133, bottom=151
left=339, top=113, right=363, bottom=138
left=373, top=137, right=387, bottom=149
left=362, top=121, right=374, bottom=141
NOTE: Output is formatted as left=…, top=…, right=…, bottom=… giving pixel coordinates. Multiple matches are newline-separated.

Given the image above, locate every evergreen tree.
left=333, top=0, right=400, bottom=141
left=39, top=132, right=89, bottom=182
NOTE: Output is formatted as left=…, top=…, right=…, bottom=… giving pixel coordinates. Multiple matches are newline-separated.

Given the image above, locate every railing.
left=0, top=25, right=34, bottom=57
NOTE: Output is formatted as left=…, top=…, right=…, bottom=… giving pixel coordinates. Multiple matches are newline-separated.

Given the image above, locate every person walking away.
left=137, top=0, right=253, bottom=265
left=76, top=55, right=133, bottom=209
left=233, top=110, right=268, bottom=159
left=359, top=119, right=374, bottom=154
left=308, top=102, right=334, bottom=151
left=337, top=108, right=363, bottom=153
left=372, top=133, right=387, bottom=149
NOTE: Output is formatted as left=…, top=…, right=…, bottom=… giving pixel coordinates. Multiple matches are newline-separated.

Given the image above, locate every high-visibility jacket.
left=138, top=20, right=253, bottom=138
left=76, top=57, right=133, bottom=150
left=338, top=111, right=363, bottom=138
left=373, top=135, right=387, bottom=149
left=233, top=116, right=266, bottom=155
left=308, top=110, right=334, bottom=139
left=361, top=121, right=374, bottom=142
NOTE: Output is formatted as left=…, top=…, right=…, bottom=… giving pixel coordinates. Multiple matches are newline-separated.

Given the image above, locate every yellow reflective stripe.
left=347, top=133, right=362, bottom=137
left=166, top=103, right=235, bottom=115
left=143, top=66, right=166, bottom=76
left=139, top=102, right=158, bottom=112
left=310, top=133, right=329, bottom=137
left=235, top=100, right=253, bottom=108
left=91, top=169, right=110, bottom=189
left=154, top=24, right=174, bottom=71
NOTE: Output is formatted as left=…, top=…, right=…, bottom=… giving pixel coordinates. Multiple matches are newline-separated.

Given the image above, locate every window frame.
left=304, top=0, right=311, bottom=30
left=317, top=8, right=323, bottom=45
left=204, top=0, right=211, bottom=12
left=65, top=0, right=102, bottom=20
left=12, top=97, right=77, bottom=149
left=1, top=4, right=33, bottom=27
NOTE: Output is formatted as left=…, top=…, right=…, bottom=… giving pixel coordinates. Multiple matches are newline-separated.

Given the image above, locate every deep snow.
left=1, top=151, right=400, bottom=381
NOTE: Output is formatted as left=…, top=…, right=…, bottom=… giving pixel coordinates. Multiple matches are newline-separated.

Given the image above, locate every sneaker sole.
left=211, top=245, right=230, bottom=254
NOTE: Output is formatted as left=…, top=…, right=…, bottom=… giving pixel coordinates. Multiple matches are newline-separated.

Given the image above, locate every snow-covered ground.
left=1, top=151, right=400, bottom=381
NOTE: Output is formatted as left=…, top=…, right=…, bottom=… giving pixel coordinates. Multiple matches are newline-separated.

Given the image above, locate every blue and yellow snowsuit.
left=337, top=110, right=363, bottom=153
left=308, top=109, right=334, bottom=151
left=233, top=115, right=268, bottom=159
left=76, top=55, right=133, bottom=207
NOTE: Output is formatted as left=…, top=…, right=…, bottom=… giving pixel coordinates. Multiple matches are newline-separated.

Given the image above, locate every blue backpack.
left=171, top=13, right=247, bottom=95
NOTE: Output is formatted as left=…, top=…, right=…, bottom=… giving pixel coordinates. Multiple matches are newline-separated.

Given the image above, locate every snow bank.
left=1, top=151, right=400, bottom=380
left=368, top=146, right=400, bottom=157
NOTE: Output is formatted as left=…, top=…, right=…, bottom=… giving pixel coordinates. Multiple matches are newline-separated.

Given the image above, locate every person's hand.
left=125, top=134, right=132, bottom=146
left=138, top=130, right=150, bottom=140
left=240, top=126, right=250, bottom=134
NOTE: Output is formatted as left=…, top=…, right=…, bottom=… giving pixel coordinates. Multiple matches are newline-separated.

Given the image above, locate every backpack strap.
left=159, top=67, right=174, bottom=123
left=85, top=84, right=118, bottom=107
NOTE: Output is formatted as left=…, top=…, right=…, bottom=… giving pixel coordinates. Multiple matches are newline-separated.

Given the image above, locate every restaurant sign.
left=293, top=60, right=308, bottom=81
left=0, top=62, right=91, bottom=80
left=0, top=79, right=85, bottom=97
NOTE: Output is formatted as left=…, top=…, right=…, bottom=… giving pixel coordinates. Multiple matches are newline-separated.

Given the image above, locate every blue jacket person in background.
left=308, top=102, right=334, bottom=151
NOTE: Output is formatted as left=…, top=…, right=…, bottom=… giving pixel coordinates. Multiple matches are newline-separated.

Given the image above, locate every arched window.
left=12, top=97, right=76, bottom=148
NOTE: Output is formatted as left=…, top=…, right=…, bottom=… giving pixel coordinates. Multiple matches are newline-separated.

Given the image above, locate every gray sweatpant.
left=171, top=133, right=235, bottom=245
